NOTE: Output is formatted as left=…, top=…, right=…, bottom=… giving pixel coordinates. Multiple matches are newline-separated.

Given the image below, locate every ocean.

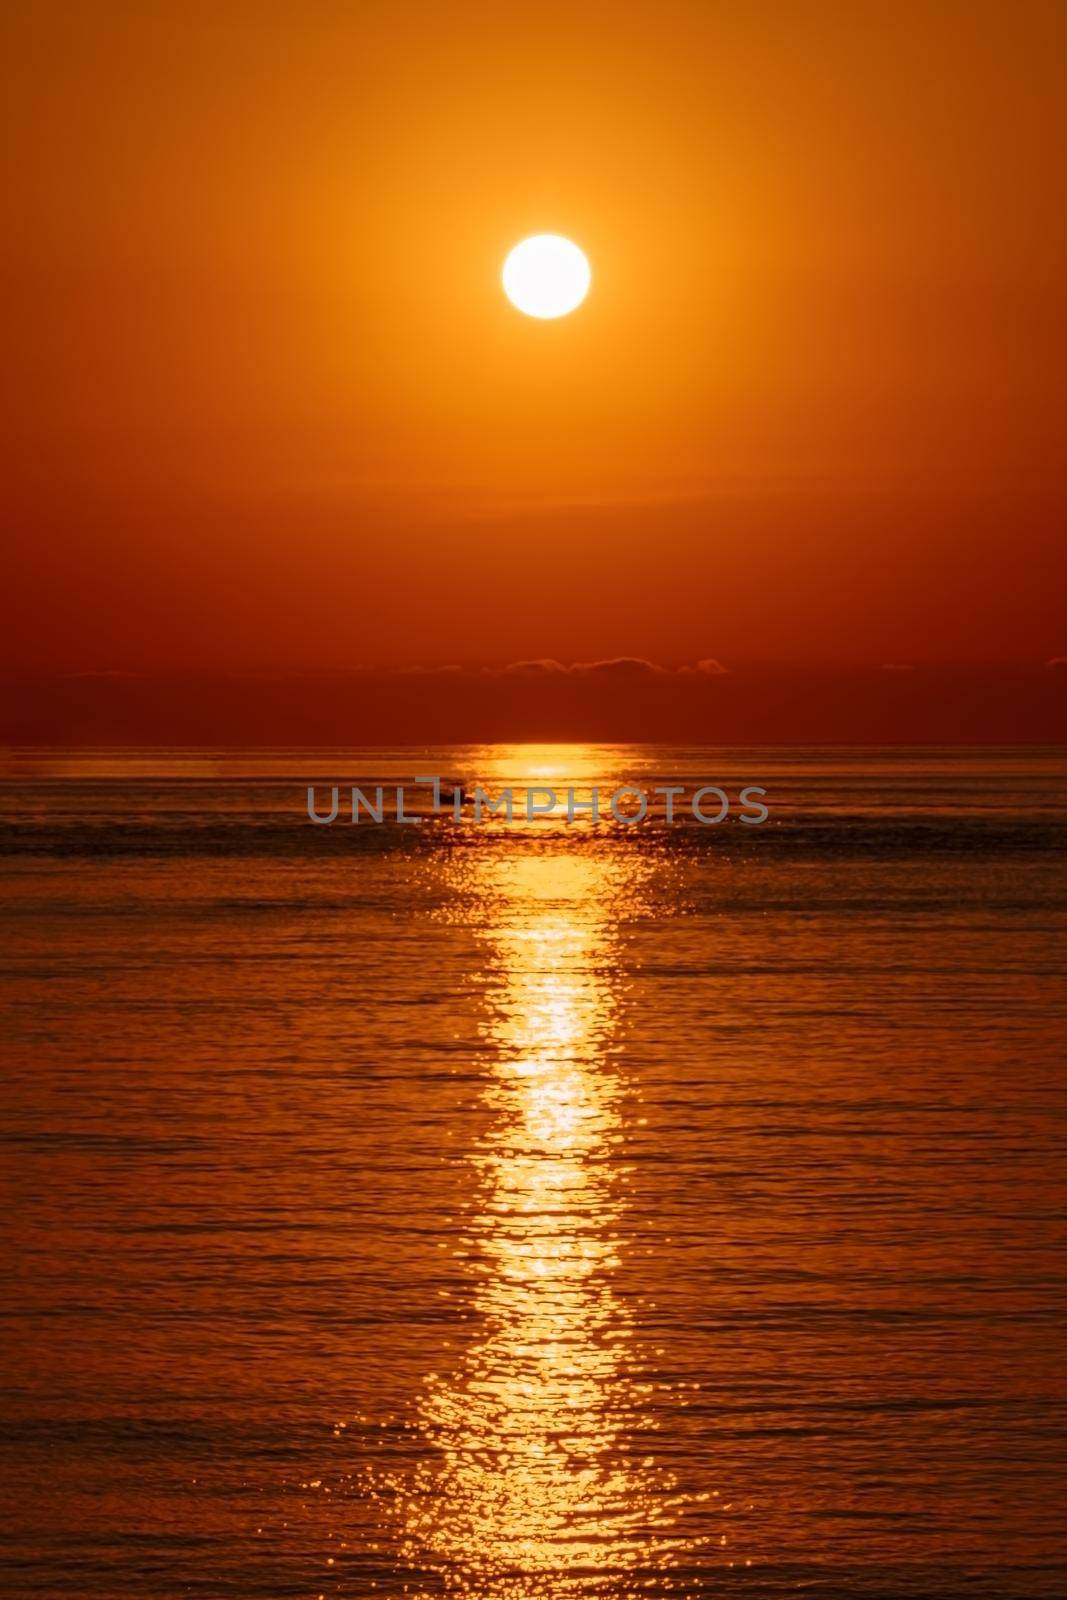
left=1, top=746, right=1065, bottom=1599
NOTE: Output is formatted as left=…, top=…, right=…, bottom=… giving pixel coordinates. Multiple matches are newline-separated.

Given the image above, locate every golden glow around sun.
left=502, top=235, right=591, bottom=319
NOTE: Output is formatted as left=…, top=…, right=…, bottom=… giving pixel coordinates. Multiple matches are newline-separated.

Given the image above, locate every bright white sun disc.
left=502, top=234, right=591, bottom=319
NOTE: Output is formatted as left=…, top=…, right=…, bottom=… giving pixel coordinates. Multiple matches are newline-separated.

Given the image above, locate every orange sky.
left=3, top=1, right=1066, bottom=686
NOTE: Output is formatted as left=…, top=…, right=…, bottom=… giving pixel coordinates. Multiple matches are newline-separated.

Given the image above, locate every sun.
left=502, top=235, right=591, bottom=319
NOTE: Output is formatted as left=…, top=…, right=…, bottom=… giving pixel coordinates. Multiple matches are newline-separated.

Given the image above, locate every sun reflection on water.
left=387, top=844, right=700, bottom=1597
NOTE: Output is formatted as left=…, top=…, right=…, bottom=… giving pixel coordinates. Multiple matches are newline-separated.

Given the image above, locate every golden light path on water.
left=382, top=814, right=712, bottom=1598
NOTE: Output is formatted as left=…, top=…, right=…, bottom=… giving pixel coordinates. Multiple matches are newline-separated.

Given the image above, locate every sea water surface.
left=1, top=746, right=1065, bottom=1599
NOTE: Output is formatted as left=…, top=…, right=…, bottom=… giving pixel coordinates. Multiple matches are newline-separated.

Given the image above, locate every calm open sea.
left=1, top=746, right=1065, bottom=1599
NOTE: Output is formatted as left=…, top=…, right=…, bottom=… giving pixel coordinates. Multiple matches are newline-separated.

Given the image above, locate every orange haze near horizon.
left=3, top=1, right=1066, bottom=684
